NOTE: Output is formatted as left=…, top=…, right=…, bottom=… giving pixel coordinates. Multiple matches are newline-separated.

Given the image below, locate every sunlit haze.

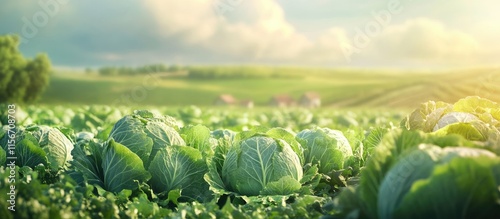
left=1, top=0, right=499, bottom=69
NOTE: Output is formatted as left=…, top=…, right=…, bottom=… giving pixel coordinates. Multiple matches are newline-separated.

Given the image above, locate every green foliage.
left=335, top=127, right=500, bottom=219
left=4, top=96, right=500, bottom=218
left=0, top=35, right=51, bottom=103
left=0, top=147, right=5, bottom=165
left=393, top=157, right=500, bottom=219
left=98, top=63, right=173, bottom=76
left=187, top=66, right=304, bottom=79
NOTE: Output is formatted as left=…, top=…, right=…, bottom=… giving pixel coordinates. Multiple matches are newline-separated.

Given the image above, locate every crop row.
left=0, top=96, right=499, bottom=219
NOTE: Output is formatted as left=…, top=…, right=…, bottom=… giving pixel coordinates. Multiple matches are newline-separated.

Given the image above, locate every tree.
left=0, top=35, right=52, bottom=103
left=23, top=54, right=51, bottom=102
left=168, top=64, right=181, bottom=72
left=98, top=66, right=118, bottom=76
left=85, top=67, right=93, bottom=74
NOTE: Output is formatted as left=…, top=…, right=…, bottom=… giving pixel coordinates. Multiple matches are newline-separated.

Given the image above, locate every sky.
left=0, top=0, right=499, bottom=69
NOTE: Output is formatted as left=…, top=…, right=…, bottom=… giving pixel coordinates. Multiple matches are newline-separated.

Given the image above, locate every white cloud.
left=142, top=0, right=361, bottom=64
left=143, top=0, right=217, bottom=44
left=2, top=0, right=497, bottom=68
left=369, top=18, right=479, bottom=63
left=376, top=18, right=478, bottom=60
left=298, top=28, right=351, bottom=63
left=142, top=1, right=490, bottom=67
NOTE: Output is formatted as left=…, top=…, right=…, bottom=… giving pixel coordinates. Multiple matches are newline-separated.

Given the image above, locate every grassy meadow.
left=41, top=66, right=500, bottom=108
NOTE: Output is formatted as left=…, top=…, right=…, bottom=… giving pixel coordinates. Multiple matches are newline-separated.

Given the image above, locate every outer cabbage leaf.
left=432, top=122, right=489, bottom=141
left=145, top=122, right=186, bottom=163
left=453, top=96, right=500, bottom=118
left=109, top=115, right=154, bottom=166
left=378, top=145, right=497, bottom=219
left=393, top=157, right=500, bottom=219
left=453, top=96, right=500, bottom=129
left=363, top=127, right=389, bottom=157
left=102, top=140, right=151, bottom=193
left=432, top=112, right=478, bottom=131
left=41, top=127, right=74, bottom=171
left=266, top=127, right=304, bottom=164
left=357, top=130, right=425, bottom=218
left=204, top=158, right=229, bottom=196
left=71, top=140, right=105, bottom=188
left=180, top=124, right=213, bottom=154
left=16, top=138, right=47, bottom=168
left=261, top=176, right=302, bottom=196
left=204, top=129, right=236, bottom=196
left=0, top=147, right=5, bottom=165
left=376, top=148, right=436, bottom=219
left=211, top=129, right=235, bottom=175
left=354, top=129, right=477, bottom=218
left=148, top=146, right=210, bottom=202
left=0, top=126, right=5, bottom=148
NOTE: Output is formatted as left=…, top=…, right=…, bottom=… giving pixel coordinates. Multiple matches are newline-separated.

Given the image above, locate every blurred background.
left=0, top=0, right=499, bottom=108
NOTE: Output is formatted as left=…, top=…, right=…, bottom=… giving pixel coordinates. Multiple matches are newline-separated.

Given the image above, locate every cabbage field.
left=1, top=96, right=499, bottom=219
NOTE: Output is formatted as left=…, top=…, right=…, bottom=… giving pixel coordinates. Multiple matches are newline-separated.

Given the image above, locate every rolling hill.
left=40, top=67, right=500, bottom=109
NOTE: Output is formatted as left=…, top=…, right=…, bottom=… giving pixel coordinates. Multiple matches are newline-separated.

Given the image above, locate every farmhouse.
left=240, top=100, right=254, bottom=109
left=269, top=95, right=295, bottom=107
left=299, top=92, right=321, bottom=108
left=214, top=94, right=237, bottom=106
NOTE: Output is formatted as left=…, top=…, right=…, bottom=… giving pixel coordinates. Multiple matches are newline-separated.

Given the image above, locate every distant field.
left=41, top=67, right=500, bottom=108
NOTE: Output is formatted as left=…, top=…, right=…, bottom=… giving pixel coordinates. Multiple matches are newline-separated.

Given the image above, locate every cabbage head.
left=335, top=129, right=500, bottom=219
left=402, top=96, right=500, bottom=152
left=296, top=128, right=353, bottom=174
left=221, top=136, right=303, bottom=196
left=0, top=125, right=73, bottom=171
left=402, top=96, right=500, bottom=132
left=108, top=110, right=185, bottom=168
left=378, top=144, right=500, bottom=219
